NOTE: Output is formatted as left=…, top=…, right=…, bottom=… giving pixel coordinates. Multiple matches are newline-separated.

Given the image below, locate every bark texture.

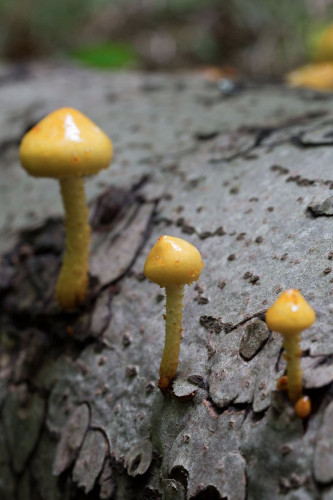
left=1, top=63, right=333, bottom=500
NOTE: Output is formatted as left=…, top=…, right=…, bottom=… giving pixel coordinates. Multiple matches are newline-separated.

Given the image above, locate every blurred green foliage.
left=0, top=0, right=104, bottom=57
left=1, top=0, right=333, bottom=77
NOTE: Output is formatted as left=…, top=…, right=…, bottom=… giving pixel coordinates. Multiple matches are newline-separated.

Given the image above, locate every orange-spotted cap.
left=144, top=235, right=204, bottom=287
left=20, top=107, right=112, bottom=178
left=266, top=289, right=315, bottom=336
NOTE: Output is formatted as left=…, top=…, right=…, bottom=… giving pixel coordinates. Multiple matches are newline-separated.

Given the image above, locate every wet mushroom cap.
left=20, top=107, right=112, bottom=178
left=266, top=289, right=315, bottom=336
left=144, top=235, right=204, bottom=287
left=294, top=395, right=311, bottom=419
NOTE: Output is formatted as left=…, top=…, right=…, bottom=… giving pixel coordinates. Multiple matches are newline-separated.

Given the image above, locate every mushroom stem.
left=55, top=176, right=90, bottom=310
left=283, top=333, right=302, bottom=403
left=159, top=284, right=184, bottom=390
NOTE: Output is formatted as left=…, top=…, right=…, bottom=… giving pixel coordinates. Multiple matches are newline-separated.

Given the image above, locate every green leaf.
left=72, top=42, right=138, bottom=69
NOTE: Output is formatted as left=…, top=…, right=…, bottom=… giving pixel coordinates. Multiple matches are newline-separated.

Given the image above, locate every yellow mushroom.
left=294, top=395, right=311, bottom=419
left=20, top=107, right=112, bottom=310
left=286, top=62, right=333, bottom=91
left=266, top=289, right=315, bottom=413
left=144, top=235, right=204, bottom=390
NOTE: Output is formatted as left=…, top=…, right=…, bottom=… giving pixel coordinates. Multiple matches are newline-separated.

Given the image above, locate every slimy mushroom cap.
left=20, top=107, right=112, bottom=178
left=266, top=289, right=315, bottom=336
left=144, top=235, right=204, bottom=287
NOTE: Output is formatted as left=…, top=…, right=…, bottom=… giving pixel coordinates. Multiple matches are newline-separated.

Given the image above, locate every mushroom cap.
left=144, top=235, right=204, bottom=287
left=286, top=62, right=333, bottom=91
left=266, top=289, right=315, bottom=336
left=294, top=395, right=311, bottom=419
left=20, top=107, right=112, bottom=178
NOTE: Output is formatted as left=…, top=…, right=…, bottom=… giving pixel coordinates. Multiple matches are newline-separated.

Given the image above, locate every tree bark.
left=0, top=63, right=333, bottom=499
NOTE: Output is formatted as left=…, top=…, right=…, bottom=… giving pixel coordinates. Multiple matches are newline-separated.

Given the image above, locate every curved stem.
left=283, top=333, right=302, bottom=403
left=55, top=176, right=90, bottom=310
left=159, top=284, right=184, bottom=389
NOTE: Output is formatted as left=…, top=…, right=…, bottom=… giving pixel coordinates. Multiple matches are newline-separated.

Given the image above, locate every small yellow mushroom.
left=286, top=62, right=333, bottom=91
left=144, top=235, right=204, bottom=390
left=266, top=289, right=315, bottom=414
left=20, top=107, right=112, bottom=310
left=294, top=395, right=311, bottom=419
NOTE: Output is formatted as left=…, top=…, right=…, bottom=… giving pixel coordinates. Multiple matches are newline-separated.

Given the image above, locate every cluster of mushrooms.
left=19, top=107, right=316, bottom=419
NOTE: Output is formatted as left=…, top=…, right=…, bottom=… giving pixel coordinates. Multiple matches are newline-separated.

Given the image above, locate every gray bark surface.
left=1, top=62, right=333, bottom=500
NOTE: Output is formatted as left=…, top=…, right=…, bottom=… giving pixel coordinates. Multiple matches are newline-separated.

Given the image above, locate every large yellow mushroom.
left=20, top=107, right=112, bottom=310
left=266, top=289, right=315, bottom=417
left=144, top=235, right=204, bottom=390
